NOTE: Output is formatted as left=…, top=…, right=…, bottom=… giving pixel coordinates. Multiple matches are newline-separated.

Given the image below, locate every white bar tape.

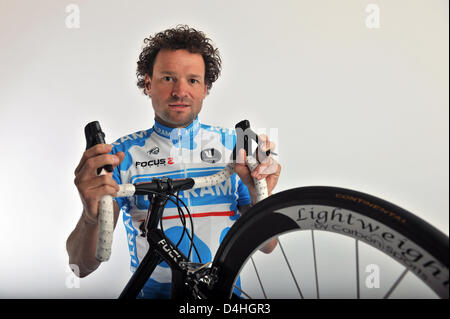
left=245, top=155, right=268, bottom=202
left=192, top=156, right=268, bottom=203
left=192, top=163, right=236, bottom=189
left=117, top=184, right=136, bottom=197
left=96, top=184, right=136, bottom=262
left=96, top=194, right=114, bottom=262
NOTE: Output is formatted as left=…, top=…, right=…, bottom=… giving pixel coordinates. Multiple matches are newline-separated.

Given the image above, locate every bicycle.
left=86, top=120, right=449, bottom=299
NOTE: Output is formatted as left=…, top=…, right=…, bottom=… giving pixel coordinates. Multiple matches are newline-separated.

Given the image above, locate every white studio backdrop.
left=0, top=0, right=448, bottom=298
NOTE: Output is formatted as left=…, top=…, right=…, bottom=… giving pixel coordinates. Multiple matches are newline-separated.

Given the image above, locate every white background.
left=0, top=0, right=448, bottom=298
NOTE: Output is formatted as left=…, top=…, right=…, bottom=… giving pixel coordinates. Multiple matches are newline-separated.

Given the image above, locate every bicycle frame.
left=119, top=191, right=194, bottom=299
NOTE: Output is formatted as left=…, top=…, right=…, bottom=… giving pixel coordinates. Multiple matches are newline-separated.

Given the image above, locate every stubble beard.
left=152, top=96, right=203, bottom=128
left=158, top=107, right=199, bottom=128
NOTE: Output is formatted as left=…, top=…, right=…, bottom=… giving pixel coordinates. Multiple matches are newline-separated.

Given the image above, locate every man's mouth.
left=169, top=103, right=190, bottom=109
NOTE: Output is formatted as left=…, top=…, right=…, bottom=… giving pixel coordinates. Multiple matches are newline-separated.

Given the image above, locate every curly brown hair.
left=136, top=25, right=222, bottom=95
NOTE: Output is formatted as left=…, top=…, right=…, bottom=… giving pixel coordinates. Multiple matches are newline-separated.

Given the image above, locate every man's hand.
left=234, top=134, right=281, bottom=203
left=74, top=144, right=125, bottom=224
left=68, top=144, right=125, bottom=277
left=234, top=134, right=281, bottom=254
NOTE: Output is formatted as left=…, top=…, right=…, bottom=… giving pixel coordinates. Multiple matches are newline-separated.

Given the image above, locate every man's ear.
left=144, top=74, right=152, bottom=96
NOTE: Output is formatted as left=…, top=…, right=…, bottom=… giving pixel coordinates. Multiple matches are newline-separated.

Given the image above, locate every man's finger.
left=251, top=157, right=279, bottom=178
left=76, top=153, right=120, bottom=182
left=114, top=151, right=125, bottom=169
left=257, top=134, right=268, bottom=144
left=256, top=135, right=277, bottom=163
left=260, top=140, right=276, bottom=153
left=235, top=148, right=247, bottom=165
left=75, top=144, right=113, bottom=175
left=78, top=175, right=120, bottom=193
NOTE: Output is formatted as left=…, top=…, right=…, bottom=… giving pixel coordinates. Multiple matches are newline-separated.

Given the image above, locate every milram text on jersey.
left=110, top=117, right=251, bottom=298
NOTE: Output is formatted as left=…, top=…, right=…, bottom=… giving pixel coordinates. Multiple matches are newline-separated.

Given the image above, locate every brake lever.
left=84, top=121, right=114, bottom=175
left=232, top=119, right=277, bottom=163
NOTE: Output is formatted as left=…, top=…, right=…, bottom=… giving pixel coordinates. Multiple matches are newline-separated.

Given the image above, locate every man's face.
left=145, top=49, right=208, bottom=128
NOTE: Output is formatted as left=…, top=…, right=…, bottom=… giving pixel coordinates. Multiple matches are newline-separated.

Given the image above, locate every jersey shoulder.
left=200, top=123, right=235, bottom=136
left=111, top=128, right=153, bottom=153
left=200, top=123, right=236, bottom=150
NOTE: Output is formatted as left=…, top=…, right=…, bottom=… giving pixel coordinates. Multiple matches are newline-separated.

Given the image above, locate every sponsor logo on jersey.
left=147, top=146, right=160, bottom=155
left=200, top=148, right=222, bottom=164
left=111, top=130, right=148, bottom=145
left=136, top=157, right=174, bottom=168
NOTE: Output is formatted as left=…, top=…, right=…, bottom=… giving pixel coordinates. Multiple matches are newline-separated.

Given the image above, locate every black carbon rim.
left=211, top=186, right=449, bottom=299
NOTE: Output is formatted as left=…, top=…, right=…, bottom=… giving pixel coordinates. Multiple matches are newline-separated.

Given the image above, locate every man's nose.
left=171, top=79, right=189, bottom=99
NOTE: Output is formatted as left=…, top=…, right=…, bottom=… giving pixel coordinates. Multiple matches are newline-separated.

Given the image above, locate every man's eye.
left=163, top=76, right=172, bottom=81
left=190, top=79, right=199, bottom=84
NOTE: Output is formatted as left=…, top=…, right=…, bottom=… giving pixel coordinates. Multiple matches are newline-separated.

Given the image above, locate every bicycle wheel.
left=210, top=186, right=449, bottom=299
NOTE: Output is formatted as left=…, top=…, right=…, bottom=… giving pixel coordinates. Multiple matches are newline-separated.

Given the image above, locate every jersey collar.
left=153, top=116, right=201, bottom=140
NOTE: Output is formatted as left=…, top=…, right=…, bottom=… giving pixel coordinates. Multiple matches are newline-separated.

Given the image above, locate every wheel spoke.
left=278, top=239, right=304, bottom=299
left=383, top=268, right=409, bottom=299
left=233, top=284, right=252, bottom=299
left=311, top=230, right=320, bottom=299
left=251, top=257, right=267, bottom=299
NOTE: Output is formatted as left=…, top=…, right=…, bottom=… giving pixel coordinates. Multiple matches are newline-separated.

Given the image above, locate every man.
left=67, top=25, right=281, bottom=298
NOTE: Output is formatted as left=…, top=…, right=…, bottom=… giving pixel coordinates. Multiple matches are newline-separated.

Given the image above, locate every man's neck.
left=155, top=116, right=193, bottom=128
left=153, top=117, right=200, bottom=139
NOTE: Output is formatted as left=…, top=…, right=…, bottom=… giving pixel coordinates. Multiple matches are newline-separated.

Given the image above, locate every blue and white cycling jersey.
left=110, top=117, right=251, bottom=298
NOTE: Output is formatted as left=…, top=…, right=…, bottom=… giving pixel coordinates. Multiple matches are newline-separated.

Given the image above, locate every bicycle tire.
left=210, top=186, right=449, bottom=299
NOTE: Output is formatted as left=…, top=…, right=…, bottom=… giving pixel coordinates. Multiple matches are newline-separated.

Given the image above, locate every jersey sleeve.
left=237, top=177, right=252, bottom=207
